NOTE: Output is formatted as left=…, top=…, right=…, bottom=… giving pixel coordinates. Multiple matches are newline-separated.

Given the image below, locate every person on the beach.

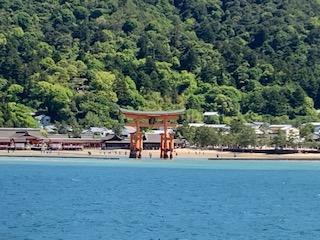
left=149, top=152, right=152, bottom=158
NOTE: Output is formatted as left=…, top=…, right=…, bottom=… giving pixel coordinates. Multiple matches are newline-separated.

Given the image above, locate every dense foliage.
left=177, top=122, right=313, bottom=149
left=1, top=0, right=320, bottom=128
left=178, top=121, right=258, bottom=149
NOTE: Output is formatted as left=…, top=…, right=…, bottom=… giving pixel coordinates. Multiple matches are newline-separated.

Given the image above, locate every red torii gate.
left=120, top=108, right=185, bottom=159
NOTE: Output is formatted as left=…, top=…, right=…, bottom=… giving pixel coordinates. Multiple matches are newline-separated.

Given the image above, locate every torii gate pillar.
left=129, top=122, right=143, bottom=158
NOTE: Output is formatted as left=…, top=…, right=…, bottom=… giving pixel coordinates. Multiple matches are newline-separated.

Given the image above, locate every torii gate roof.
left=120, top=108, right=185, bottom=118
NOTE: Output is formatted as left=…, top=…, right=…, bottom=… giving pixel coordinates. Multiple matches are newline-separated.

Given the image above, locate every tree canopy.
left=1, top=0, right=320, bottom=127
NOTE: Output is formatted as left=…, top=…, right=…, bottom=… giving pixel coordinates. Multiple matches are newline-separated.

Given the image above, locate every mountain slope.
left=0, top=0, right=320, bottom=128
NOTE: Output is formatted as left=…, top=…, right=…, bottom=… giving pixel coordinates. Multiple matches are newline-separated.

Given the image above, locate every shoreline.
left=1, top=149, right=320, bottom=161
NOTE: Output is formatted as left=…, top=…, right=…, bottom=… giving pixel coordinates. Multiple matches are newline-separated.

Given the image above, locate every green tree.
left=194, top=127, right=220, bottom=148
left=0, top=0, right=320, bottom=128
left=300, top=124, right=314, bottom=142
left=32, top=81, right=73, bottom=121
left=184, top=109, right=203, bottom=123
left=236, top=126, right=257, bottom=148
left=177, top=124, right=196, bottom=145
left=272, top=131, right=287, bottom=148
left=6, top=102, right=37, bottom=127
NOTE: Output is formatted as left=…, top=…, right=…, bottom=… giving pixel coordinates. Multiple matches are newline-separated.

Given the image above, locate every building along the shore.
left=188, top=123, right=230, bottom=133
left=187, top=122, right=300, bottom=143
left=0, top=127, right=185, bottom=151
left=0, top=128, right=44, bottom=150
left=268, top=125, right=300, bottom=142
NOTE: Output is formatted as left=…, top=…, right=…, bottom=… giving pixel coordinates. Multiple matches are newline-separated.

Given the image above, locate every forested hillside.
left=1, top=0, right=320, bottom=128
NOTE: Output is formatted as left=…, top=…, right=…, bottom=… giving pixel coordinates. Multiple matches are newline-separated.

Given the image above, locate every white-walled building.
left=81, top=127, right=113, bottom=138
left=188, top=123, right=230, bottom=132
left=35, top=115, right=51, bottom=127
left=268, top=125, right=300, bottom=141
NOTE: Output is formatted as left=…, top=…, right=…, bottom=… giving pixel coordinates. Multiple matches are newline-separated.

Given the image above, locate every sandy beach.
left=1, top=148, right=320, bottom=160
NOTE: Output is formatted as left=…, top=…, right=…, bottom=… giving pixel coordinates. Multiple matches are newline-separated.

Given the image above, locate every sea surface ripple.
left=0, top=158, right=320, bottom=239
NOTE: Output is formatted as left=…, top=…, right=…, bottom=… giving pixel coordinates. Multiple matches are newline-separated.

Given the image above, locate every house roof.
left=121, top=126, right=136, bottom=135
left=306, top=122, right=320, bottom=126
left=47, top=134, right=69, bottom=139
left=102, top=134, right=124, bottom=141
left=188, top=123, right=205, bottom=127
left=147, top=129, right=174, bottom=134
left=0, top=138, right=10, bottom=143
left=35, top=115, right=46, bottom=120
left=0, top=128, right=43, bottom=138
left=269, top=125, right=295, bottom=130
left=44, top=125, right=57, bottom=133
left=47, top=133, right=113, bottom=143
left=203, top=112, right=219, bottom=116
left=188, top=123, right=230, bottom=129
left=104, top=140, right=130, bottom=144
left=252, top=121, right=266, bottom=126
left=47, top=138, right=102, bottom=143
left=0, top=128, right=45, bottom=140
left=82, top=127, right=112, bottom=134
left=10, top=131, right=44, bottom=143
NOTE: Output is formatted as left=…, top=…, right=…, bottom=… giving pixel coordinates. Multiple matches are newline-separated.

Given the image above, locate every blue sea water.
left=1, top=158, right=320, bottom=240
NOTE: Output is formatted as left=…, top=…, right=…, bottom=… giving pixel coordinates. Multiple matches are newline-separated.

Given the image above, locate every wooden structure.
left=120, top=108, right=184, bottom=159
left=102, top=134, right=130, bottom=150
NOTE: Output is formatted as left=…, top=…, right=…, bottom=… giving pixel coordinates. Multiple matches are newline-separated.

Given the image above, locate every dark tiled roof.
left=10, top=131, right=44, bottom=143
left=48, top=138, right=102, bottom=143
left=105, top=140, right=130, bottom=144
left=0, top=129, right=45, bottom=142
left=102, top=134, right=124, bottom=141
left=0, top=128, right=44, bottom=138
left=47, top=134, right=70, bottom=139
